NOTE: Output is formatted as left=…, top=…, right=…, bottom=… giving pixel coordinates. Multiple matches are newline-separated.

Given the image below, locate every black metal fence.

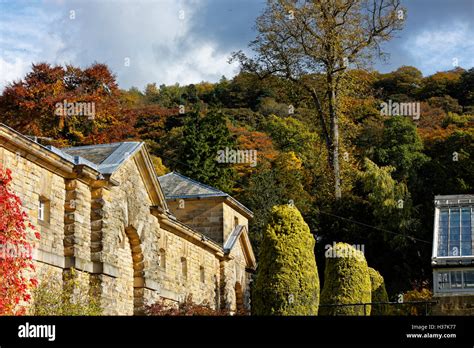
left=318, top=300, right=438, bottom=316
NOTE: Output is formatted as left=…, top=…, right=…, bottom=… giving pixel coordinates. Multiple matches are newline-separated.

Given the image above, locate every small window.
left=234, top=216, right=239, bottom=229
left=38, top=197, right=50, bottom=223
left=181, top=257, right=187, bottom=280
left=200, top=266, right=205, bottom=283
left=158, top=249, right=166, bottom=269
left=437, top=272, right=449, bottom=290
left=450, top=271, right=463, bottom=288
left=464, top=271, right=474, bottom=288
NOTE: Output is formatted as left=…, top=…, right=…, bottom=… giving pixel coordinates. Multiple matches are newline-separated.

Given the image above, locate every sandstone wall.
left=221, top=238, right=252, bottom=312
left=1, top=147, right=65, bottom=259
left=1, top=147, right=91, bottom=313
left=433, top=295, right=474, bottom=315
left=222, top=203, right=248, bottom=244
left=167, top=198, right=224, bottom=244
left=102, top=158, right=222, bottom=314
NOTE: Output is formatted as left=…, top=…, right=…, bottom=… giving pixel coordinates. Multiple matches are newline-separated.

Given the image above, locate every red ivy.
left=0, top=165, right=39, bottom=315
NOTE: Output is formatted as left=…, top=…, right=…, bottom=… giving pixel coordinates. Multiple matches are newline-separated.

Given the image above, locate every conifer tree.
left=368, top=267, right=390, bottom=315
left=179, top=108, right=236, bottom=192
left=252, top=205, right=319, bottom=315
left=320, top=242, right=371, bottom=316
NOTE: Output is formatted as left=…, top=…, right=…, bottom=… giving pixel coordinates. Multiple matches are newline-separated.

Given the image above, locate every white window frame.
left=433, top=205, right=473, bottom=259
left=433, top=268, right=474, bottom=295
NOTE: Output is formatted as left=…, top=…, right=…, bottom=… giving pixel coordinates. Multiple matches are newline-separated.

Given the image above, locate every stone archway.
left=125, top=226, right=145, bottom=315
left=235, top=282, right=244, bottom=312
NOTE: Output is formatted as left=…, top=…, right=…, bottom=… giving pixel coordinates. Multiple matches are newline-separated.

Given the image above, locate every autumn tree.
left=0, top=166, right=39, bottom=315
left=233, top=0, right=405, bottom=198
left=0, top=63, right=135, bottom=146
left=240, top=151, right=312, bottom=252
left=373, top=66, right=423, bottom=100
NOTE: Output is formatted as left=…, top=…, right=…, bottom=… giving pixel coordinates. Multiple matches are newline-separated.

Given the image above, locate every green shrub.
left=368, top=267, right=389, bottom=315
left=252, top=205, right=319, bottom=315
left=320, top=243, right=371, bottom=316
left=30, top=268, right=102, bottom=316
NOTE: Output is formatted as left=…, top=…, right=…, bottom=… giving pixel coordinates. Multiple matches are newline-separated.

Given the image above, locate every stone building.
left=0, top=123, right=256, bottom=315
left=158, top=172, right=255, bottom=310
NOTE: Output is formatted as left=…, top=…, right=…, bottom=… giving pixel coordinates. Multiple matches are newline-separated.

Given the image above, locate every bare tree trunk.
left=328, top=76, right=341, bottom=199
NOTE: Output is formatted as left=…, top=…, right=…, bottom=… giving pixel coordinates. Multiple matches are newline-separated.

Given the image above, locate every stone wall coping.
left=34, top=249, right=120, bottom=278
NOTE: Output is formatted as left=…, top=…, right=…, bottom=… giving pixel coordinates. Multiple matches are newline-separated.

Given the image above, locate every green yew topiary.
left=320, top=242, right=371, bottom=316
left=252, top=205, right=319, bottom=315
left=368, top=267, right=390, bottom=315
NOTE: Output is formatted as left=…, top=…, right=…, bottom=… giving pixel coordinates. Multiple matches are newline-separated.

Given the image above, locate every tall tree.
left=177, top=108, right=237, bottom=193
left=232, top=0, right=405, bottom=198
left=0, top=63, right=135, bottom=146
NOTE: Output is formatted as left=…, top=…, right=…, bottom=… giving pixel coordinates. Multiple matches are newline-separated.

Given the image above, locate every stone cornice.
left=0, top=125, right=75, bottom=177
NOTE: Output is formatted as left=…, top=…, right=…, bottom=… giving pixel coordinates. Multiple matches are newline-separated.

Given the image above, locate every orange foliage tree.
left=0, top=63, right=136, bottom=146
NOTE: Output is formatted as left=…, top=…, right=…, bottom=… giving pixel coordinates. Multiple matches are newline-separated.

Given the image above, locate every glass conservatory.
left=432, top=195, right=474, bottom=296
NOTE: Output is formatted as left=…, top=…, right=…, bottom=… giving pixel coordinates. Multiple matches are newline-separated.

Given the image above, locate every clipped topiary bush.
left=252, top=204, right=319, bottom=315
left=319, top=242, right=371, bottom=316
left=368, top=267, right=390, bottom=315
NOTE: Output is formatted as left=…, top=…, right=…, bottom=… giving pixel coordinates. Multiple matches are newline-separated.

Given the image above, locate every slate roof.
left=158, top=172, right=253, bottom=217
left=158, top=172, right=227, bottom=199
left=61, top=142, right=142, bottom=174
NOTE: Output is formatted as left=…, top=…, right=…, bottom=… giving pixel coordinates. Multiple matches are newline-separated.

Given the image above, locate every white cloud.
left=0, top=0, right=240, bottom=91
left=0, top=57, right=31, bottom=89
left=404, top=22, right=474, bottom=75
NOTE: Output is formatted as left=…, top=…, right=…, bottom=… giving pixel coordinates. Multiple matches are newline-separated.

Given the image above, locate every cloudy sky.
left=0, top=0, right=473, bottom=91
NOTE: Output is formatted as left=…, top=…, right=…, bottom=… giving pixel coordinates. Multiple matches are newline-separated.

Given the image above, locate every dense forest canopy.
left=0, top=62, right=472, bottom=296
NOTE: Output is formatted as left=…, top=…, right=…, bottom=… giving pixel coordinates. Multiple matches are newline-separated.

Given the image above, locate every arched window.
left=181, top=257, right=187, bottom=280
left=200, top=266, right=205, bottom=283
left=158, top=249, right=166, bottom=269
